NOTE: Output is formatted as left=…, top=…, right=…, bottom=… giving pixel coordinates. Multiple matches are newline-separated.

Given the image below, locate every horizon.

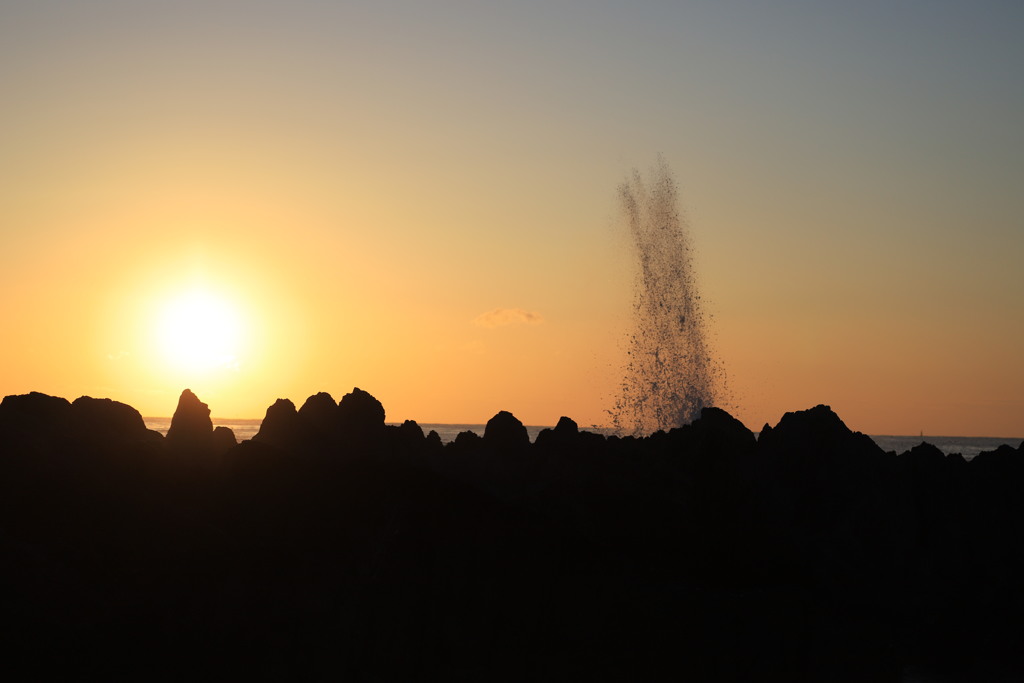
left=126, top=391, right=1022, bottom=441
left=2, top=2, right=1022, bottom=437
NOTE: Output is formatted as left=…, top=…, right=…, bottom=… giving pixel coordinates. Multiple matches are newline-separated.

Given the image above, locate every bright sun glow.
left=157, top=290, right=244, bottom=373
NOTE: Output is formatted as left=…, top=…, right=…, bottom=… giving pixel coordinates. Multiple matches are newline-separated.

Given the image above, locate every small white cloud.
left=473, top=308, right=544, bottom=329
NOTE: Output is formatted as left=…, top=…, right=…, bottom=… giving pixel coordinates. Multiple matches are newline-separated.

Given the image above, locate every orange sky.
left=2, top=2, right=1022, bottom=437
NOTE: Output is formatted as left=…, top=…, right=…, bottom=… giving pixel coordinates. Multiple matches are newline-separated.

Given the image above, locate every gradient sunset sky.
left=2, top=1, right=1022, bottom=437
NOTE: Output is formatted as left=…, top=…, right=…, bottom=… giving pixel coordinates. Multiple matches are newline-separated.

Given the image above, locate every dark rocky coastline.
left=1, top=388, right=1022, bottom=681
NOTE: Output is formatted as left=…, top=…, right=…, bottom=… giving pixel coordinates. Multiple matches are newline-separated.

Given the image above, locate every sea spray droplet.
left=609, top=158, right=725, bottom=436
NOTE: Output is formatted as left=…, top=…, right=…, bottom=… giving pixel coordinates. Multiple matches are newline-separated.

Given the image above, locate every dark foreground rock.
left=0, top=391, right=1022, bottom=681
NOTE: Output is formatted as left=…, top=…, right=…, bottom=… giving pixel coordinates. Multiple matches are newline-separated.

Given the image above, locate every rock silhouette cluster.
left=1, top=388, right=1023, bottom=680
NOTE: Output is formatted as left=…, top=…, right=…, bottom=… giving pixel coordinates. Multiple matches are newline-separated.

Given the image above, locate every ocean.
left=142, top=419, right=561, bottom=446
left=142, top=418, right=1021, bottom=459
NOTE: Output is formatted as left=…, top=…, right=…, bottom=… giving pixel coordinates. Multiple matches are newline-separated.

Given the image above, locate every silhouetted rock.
left=968, top=443, right=1024, bottom=497
left=337, top=387, right=386, bottom=446
left=554, top=416, right=579, bottom=433
left=761, top=404, right=851, bottom=450
left=0, top=391, right=73, bottom=432
left=449, top=429, right=482, bottom=455
left=483, top=410, right=529, bottom=451
left=382, top=420, right=427, bottom=461
left=166, top=388, right=211, bottom=439
left=535, top=416, right=580, bottom=450
left=166, top=389, right=222, bottom=456
left=757, top=403, right=886, bottom=480
left=253, top=398, right=302, bottom=451
left=67, top=396, right=165, bottom=460
left=0, top=392, right=75, bottom=462
left=5, top=387, right=1024, bottom=680
left=394, top=419, right=425, bottom=447
left=212, top=425, right=237, bottom=452
left=70, top=396, right=149, bottom=438
left=971, top=442, right=1022, bottom=468
left=677, top=406, right=756, bottom=456
left=298, top=391, right=339, bottom=442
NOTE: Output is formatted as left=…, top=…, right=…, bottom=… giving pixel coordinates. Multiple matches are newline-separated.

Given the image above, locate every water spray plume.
left=609, top=158, right=725, bottom=436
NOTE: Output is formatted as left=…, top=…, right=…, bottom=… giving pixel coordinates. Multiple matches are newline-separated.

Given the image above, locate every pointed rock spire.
left=166, top=389, right=214, bottom=454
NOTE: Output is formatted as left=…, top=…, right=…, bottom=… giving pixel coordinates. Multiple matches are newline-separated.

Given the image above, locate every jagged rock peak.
left=266, top=397, right=298, bottom=417
left=166, top=389, right=212, bottom=448
left=299, top=392, right=338, bottom=423
left=253, top=398, right=300, bottom=447
left=758, top=403, right=885, bottom=460
left=338, top=388, right=386, bottom=431
left=692, top=406, right=752, bottom=433
left=683, top=406, right=756, bottom=451
left=762, top=404, right=851, bottom=444
left=399, top=419, right=425, bottom=440
left=484, top=410, right=529, bottom=449
left=554, top=416, right=579, bottom=434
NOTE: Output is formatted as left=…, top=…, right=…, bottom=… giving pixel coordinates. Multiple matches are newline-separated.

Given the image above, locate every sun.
left=156, top=289, right=245, bottom=373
